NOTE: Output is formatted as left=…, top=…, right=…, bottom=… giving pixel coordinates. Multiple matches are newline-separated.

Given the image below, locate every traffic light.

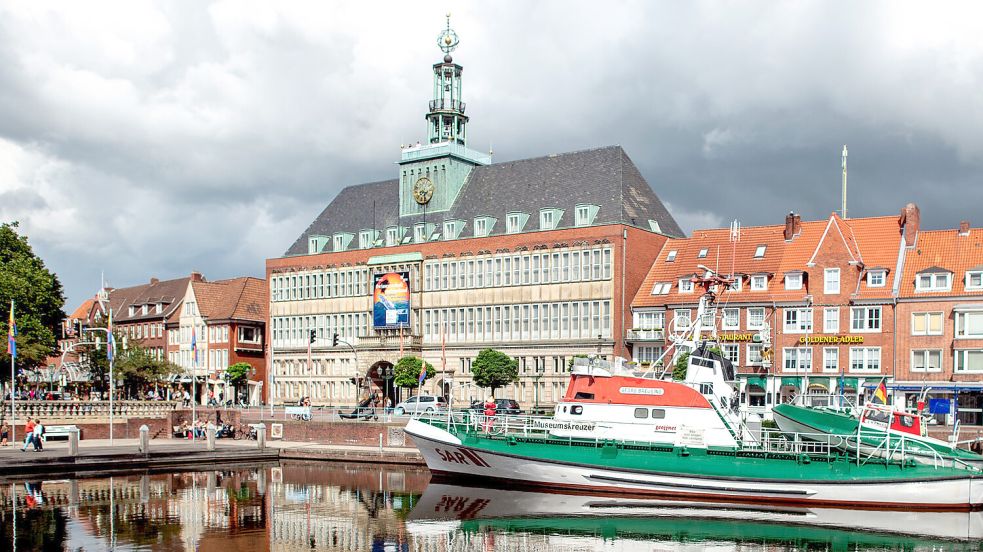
left=309, top=330, right=316, bottom=344
left=332, top=333, right=339, bottom=347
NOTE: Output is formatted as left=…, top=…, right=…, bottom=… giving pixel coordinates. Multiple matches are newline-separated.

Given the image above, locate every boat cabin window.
left=574, top=392, right=595, bottom=400
left=634, top=408, right=649, bottom=419
left=651, top=409, right=666, bottom=419
left=699, top=382, right=714, bottom=395
left=562, top=406, right=567, bottom=413
left=571, top=405, right=583, bottom=415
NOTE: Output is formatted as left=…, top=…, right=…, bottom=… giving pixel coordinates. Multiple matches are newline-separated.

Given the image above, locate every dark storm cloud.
left=0, top=1, right=981, bottom=309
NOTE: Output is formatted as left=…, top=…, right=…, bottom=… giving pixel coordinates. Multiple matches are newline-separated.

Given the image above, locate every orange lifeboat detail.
left=563, top=375, right=712, bottom=409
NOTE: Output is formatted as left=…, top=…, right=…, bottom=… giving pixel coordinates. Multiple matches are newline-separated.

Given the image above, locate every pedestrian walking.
left=32, top=419, right=44, bottom=452
left=21, top=419, right=35, bottom=452
left=1, top=423, right=9, bottom=446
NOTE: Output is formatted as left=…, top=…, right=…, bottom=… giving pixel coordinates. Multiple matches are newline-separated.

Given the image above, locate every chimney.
left=190, top=271, right=204, bottom=283
left=784, top=212, right=801, bottom=241
left=149, top=277, right=159, bottom=285
left=898, top=203, right=921, bottom=247
left=958, top=220, right=970, bottom=236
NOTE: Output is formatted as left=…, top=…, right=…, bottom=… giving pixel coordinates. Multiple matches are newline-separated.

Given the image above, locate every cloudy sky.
left=1, top=1, right=982, bottom=310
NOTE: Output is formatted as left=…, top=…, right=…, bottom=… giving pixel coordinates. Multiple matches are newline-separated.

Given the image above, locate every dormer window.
left=916, top=270, right=952, bottom=292
left=307, top=235, right=328, bottom=255
left=966, top=270, right=983, bottom=290
left=359, top=230, right=376, bottom=249
left=506, top=212, right=527, bottom=234
left=333, top=232, right=353, bottom=252
left=141, top=304, right=148, bottom=315
left=473, top=217, right=496, bottom=237
left=385, top=227, right=399, bottom=246
left=728, top=277, right=742, bottom=292
left=785, top=272, right=803, bottom=290
left=679, top=278, right=694, bottom=293
left=698, top=248, right=709, bottom=259
left=443, top=220, right=464, bottom=240
left=128, top=306, right=136, bottom=317
left=575, top=204, right=598, bottom=227
left=867, top=270, right=886, bottom=287
left=156, top=303, right=163, bottom=314
left=666, top=250, right=677, bottom=262
left=414, top=224, right=428, bottom=243
left=751, top=274, right=768, bottom=291
left=539, top=208, right=562, bottom=230
left=754, top=245, right=767, bottom=258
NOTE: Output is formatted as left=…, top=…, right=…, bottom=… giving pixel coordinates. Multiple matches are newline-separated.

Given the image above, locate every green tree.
left=116, top=342, right=180, bottom=397
left=226, top=362, right=252, bottom=400
left=393, top=356, right=434, bottom=390
left=673, top=352, right=690, bottom=381
left=471, top=348, right=518, bottom=397
left=0, top=222, right=66, bottom=377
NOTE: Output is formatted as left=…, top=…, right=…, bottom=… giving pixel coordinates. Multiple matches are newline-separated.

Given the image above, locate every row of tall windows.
left=271, top=313, right=369, bottom=348
left=779, top=346, right=881, bottom=373
left=271, top=268, right=371, bottom=302
left=167, top=325, right=208, bottom=345
left=423, top=247, right=613, bottom=292
left=422, top=300, right=613, bottom=343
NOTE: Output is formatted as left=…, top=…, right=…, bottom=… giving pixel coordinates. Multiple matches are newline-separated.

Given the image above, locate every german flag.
left=871, top=379, right=888, bottom=405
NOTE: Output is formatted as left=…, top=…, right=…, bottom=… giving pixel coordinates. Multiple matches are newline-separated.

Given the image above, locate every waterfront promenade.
left=0, top=436, right=424, bottom=479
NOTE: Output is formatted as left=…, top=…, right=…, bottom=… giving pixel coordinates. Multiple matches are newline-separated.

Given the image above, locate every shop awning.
left=807, top=382, right=829, bottom=391
left=743, top=375, right=766, bottom=389
left=837, top=376, right=859, bottom=390
left=780, top=376, right=803, bottom=389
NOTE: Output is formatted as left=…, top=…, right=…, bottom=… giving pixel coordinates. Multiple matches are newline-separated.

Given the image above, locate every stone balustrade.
left=0, top=400, right=180, bottom=420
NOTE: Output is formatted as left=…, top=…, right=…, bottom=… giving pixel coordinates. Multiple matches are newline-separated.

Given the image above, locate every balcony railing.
left=429, top=99, right=466, bottom=114
left=1, top=400, right=180, bottom=420
left=358, top=334, right=424, bottom=350
left=626, top=329, right=665, bottom=342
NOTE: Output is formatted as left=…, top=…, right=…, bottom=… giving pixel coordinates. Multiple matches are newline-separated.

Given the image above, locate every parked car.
left=393, top=395, right=446, bottom=416
left=468, top=398, right=523, bottom=416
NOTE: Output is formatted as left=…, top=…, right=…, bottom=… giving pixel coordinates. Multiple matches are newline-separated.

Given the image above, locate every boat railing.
left=792, top=393, right=859, bottom=413
left=844, top=426, right=980, bottom=472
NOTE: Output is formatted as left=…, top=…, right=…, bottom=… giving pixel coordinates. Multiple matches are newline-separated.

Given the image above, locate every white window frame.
left=916, top=272, right=952, bottom=292
left=678, top=278, right=694, bottom=294
left=750, top=275, right=767, bottom=291
left=359, top=230, right=373, bottom=249
left=782, top=347, right=812, bottom=372
left=697, top=248, right=709, bottom=259
left=911, top=349, right=943, bottom=373
left=506, top=213, right=521, bottom=234
left=666, top=250, right=677, bottom=262
left=650, top=282, right=671, bottom=295
left=956, top=311, right=983, bottom=339
left=673, top=309, right=692, bottom=330
left=824, top=268, right=840, bottom=294
left=575, top=205, right=591, bottom=227
left=722, top=344, right=740, bottom=364
left=966, top=271, right=983, bottom=291
left=747, top=307, right=766, bottom=330
left=783, top=308, right=813, bottom=334
left=474, top=218, right=488, bottom=237
left=911, top=312, right=944, bottom=336
left=754, top=245, right=766, bottom=258
left=867, top=270, right=886, bottom=287
left=784, top=272, right=802, bottom=291
left=849, top=347, right=881, bottom=373
left=722, top=308, right=740, bottom=330
left=955, top=349, right=983, bottom=372
left=385, top=227, right=399, bottom=246
left=540, top=210, right=555, bottom=230
left=823, top=307, right=840, bottom=333
left=728, top=277, right=742, bottom=292
left=414, top=224, right=428, bottom=243
left=747, top=344, right=764, bottom=365
left=850, top=306, right=882, bottom=333
left=822, top=347, right=839, bottom=373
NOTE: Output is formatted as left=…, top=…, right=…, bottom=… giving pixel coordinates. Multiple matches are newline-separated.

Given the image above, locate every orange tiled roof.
left=899, top=227, right=983, bottom=298
left=632, top=213, right=903, bottom=308
left=68, top=297, right=97, bottom=320
left=191, top=277, right=268, bottom=322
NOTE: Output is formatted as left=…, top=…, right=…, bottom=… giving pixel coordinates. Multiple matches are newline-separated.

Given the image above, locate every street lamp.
left=381, top=364, right=394, bottom=412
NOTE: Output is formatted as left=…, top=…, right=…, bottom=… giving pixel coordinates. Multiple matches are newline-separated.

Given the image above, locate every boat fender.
left=798, top=453, right=811, bottom=465
left=678, top=446, right=690, bottom=457
left=507, top=436, right=518, bottom=446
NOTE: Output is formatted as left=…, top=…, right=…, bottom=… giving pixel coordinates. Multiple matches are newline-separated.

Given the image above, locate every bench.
left=44, top=425, right=80, bottom=441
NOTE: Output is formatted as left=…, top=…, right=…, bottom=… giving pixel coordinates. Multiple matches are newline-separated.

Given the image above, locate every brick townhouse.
left=895, top=219, right=983, bottom=426
left=631, top=209, right=913, bottom=419
left=165, top=274, right=268, bottom=405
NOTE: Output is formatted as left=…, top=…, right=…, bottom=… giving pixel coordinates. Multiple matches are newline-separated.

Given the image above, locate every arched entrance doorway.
left=368, top=361, right=397, bottom=408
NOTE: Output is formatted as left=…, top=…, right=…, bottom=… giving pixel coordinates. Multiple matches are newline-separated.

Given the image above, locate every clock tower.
left=398, top=15, right=491, bottom=218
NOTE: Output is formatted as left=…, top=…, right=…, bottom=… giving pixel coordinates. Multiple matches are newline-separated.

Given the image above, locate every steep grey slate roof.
left=284, top=145, right=683, bottom=256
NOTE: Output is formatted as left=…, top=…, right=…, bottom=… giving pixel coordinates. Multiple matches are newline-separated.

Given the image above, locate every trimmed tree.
left=393, top=355, right=434, bottom=393
left=116, top=343, right=181, bottom=397
left=471, top=348, right=518, bottom=397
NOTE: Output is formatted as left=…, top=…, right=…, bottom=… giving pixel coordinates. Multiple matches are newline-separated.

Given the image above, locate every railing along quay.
left=0, top=400, right=180, bottom=420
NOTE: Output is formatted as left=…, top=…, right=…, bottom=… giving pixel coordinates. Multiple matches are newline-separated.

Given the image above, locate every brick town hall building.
left=265, top=20, right=683, bottom=408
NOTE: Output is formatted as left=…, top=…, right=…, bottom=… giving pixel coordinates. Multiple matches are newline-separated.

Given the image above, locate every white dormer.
left=359, top=229, right=380, bottom=249
left=751, top=274, right=768, bottom=291
left=141, top=304, right=148, bottom=315
left=156, top=303, right=163, bottom=314
left=784, top=272, right=803, bottom=290
left=333, top=232, right=354, bottom=252
left=308, top=235, right=329, bottom=254
left=915, top=268, right=952, bottom=292
left=473, top=216, right=497, bottom=237
left=539, top=208, right=563, bottom=231
left=443, top=220, right=465, bottom=240
left=867, top=269, right=887, bottom=287
left=413, top=223, right=437, bottom=243
left=574, top=204, right=599, bottom=227
left=385, top=226, right=406, bottom=247
left=967, top=270, right=983, bottom=291
left=506, top=212, right=529, bottom=234
left=679, top=278, right=694, bottom=293
left=128, top=305, right=136, bottom=317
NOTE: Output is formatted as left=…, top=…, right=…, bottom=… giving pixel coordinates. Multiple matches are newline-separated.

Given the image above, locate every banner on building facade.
left=373, top=271, right=410, bottom=329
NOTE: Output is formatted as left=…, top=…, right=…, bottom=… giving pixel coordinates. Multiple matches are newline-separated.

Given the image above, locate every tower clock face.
left=413, top=176, right=434, bottom=205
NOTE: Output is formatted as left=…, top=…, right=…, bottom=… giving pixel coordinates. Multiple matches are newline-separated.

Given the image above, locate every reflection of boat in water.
left=407, top=482, right=983, bottom=544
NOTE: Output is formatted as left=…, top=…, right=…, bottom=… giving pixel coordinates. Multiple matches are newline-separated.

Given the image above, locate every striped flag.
left=418, top=363, right=427, bottom=386
left=191, top=325, right=198, bottom=365
left=106, top=308, right=114, bottom=361
left=7, top=301, right=15, bottom=358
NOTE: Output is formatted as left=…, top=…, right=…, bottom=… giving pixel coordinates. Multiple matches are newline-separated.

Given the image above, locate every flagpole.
left=9, top=300, right=15, bottom=444
left=191, top=325, right=197, bottom=438
left=108, top=308, right=115, bottom=445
